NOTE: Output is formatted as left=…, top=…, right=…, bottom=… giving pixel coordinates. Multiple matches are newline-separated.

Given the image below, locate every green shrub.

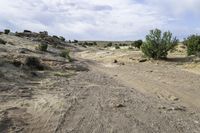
left=107, top=42, right=112, bottom=47
left=73, top=40, right=79, bottom=43
left=60, top=50, right=72, bottom=62
left=83, top=41, right=88, bottom=45
left=132, top=40, right=143, bottom=49
left=4, top=29, right=10, bottom=34
left=88, top=42, right=94, bottom=46
left=93, top=42, right=97, bottom=45
left=25, top=56, right=44, bottom=70
left=184, top=35, right=200, bottom=56
left=37, top=42, right=48, bottom=51
left=60, top=36, right=65, bottom=42
left=122, top=43, right=128, bottom=46
left=78, top=42, right=83, bottom=45
left=141, top=29, right=178, bottom=60
left=115, top=46, right=120, bottom=49
left=128, top=47, right=133, bottom=50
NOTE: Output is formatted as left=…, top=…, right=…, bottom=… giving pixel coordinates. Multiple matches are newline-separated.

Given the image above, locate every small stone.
left=120, top=62, right=125, bottom=65
left=113, top=59, right=118, bottom=63
left=138, top=59, right=147, bottom=63
left=169, top=95, right=179, bottom=101
left=158, top=106, right=166, bottom=110
left=115, top=104, right=126, bottom=108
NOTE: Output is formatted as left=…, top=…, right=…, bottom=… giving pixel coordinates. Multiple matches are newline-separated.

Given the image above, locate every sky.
left=0, top=0, right=200, bottom=41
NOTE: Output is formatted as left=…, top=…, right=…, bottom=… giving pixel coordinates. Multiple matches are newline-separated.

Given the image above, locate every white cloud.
left=0, top=0, right=199, bottom=40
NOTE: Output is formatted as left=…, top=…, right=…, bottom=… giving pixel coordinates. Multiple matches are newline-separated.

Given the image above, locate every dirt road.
left=26, top=62, right=200, bottom=133
left=78, top=48, right=200, bottom=110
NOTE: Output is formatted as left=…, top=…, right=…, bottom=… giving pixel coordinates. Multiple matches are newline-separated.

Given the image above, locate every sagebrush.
left=37, top=42, right=48, bottom=51
left=141, top=29, right=178, bottom=59
left=60, top=49, right=72, bottom=62
left=132, top=40, right=143, bottom=49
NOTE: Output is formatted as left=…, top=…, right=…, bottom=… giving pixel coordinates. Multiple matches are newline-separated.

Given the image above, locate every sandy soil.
left=0, top=34, right=200, bottom=133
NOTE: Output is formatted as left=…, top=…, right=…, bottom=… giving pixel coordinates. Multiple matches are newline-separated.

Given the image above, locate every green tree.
left=132, top=40, right=143, bottom=49
left=184, top=35, right=200, bottom=56
left=141, top=29, right=178, bottom=59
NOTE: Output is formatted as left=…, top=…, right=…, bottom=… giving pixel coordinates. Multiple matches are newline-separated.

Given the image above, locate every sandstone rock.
left=23, top=30, right=32, bottom=33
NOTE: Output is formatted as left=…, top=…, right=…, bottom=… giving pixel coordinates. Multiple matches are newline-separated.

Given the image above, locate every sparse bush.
left=83, top=41, right=88, bottom=45
left=4, top=29, right=10, bottom=34
left=60, top=36, right=65, bottom=42
left=52, top=35, right=59, bottom=39
left=25, top=56, right=44, bottom=70
left=107, top=42, right=112, bottom=47
left=73, top=40, right=79, bottom=43
left=37, top=42, right=48, bottom=51
left=132, top=40, right=143, bottom=49
left=128, top=47, right=133, bottom=50
left=93, top=42, right=97, bottom=46
left=122, top=43, right=128, bottom=46
left=184, top=35, right=200, bottom=56
left=59, top=49, right=72, bottom=62
left=115, top=45, right=120, bottom=49
left=78, top=42, right=83, bottom=45
left=141, top=29, right=178, bottom=60
left=87, top=42, right=94, bottom=46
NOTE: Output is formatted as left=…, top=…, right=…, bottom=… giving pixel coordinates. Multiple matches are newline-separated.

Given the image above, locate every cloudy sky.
left=0, top=0, right=200, bottom=40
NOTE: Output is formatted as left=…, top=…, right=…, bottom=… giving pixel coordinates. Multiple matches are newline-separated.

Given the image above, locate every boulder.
left=39, top=31, right=48, bottom=38
left=39, top=31, right=48, bottom=36
left=24, top=30, right=32, bottom=33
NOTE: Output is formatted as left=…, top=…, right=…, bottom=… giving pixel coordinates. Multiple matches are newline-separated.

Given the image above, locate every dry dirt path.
left=77, top=49, right=200, bottom=111
left=92, top=61, right=200, bottom=110
left=27, top=64, right=200, bottom=133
